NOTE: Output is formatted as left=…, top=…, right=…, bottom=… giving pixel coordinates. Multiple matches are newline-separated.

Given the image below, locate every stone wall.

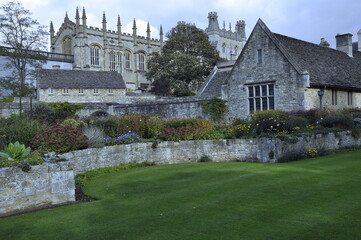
left=0, top=161, right=75, bottom=216
left=1, top=131, right=359, bottom=215
left=111, top=97, right=210, bottom=119
left=62, top=131, right=361, bottom=175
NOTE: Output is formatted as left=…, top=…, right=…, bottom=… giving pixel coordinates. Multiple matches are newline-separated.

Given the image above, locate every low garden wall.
left=0, top=161, right=75, bottom=216
left=1, top=131, right=360, bottom=216
left=62, top=131, right=361, bottom=174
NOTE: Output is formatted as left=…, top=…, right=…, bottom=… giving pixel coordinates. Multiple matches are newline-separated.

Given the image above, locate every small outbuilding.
left=37, top=69, right=127, bottom=103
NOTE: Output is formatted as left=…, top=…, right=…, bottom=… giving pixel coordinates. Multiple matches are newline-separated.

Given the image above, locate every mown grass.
left=0, top=150, right=361, bottom=240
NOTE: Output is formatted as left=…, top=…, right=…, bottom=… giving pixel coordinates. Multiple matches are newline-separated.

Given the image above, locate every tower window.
left=90, top=45, right=100, bottom=66
left=125, top=51, right=131, bottom=69
left=139, top=53, right=145, bottom=71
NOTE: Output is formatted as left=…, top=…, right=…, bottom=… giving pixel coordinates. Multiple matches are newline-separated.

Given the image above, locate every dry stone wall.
left=0, top=161, right=75, bottom=216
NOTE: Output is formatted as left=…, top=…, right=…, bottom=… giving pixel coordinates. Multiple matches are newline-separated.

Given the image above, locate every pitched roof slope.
left=38, top=69, right=126, bottom=89
left=274, top=33, right=361, bottom=90
left=197, top=61, right=235, bottom=99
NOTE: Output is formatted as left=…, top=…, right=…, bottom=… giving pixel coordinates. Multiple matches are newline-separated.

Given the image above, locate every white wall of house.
left=304, top=88, right=361, bottom=110
left=38, top=88, right=126, bottom=103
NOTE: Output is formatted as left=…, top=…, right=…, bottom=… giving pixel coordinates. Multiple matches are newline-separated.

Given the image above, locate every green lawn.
left=1, top=150, right=361, bottom=240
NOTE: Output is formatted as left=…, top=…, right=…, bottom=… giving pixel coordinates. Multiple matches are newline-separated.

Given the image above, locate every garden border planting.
left=1, top=131, right=360, bottom=216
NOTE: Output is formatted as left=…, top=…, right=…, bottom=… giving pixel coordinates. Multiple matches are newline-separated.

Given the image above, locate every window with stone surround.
left=63, top=88, right=69, bottom=94
left=108, top=88, right=113, bottom=94
left=94, top=88, right=99, bottom=94
left=139, top=53, right=145, bottom=71
left=48, top=88, right=53, bottom=94
left=90, top=45, right=100, bottom=66
left=62, top=36, right=72, bottom=55
left=257, top=49, right=263, bottom=64
left=109, top=52, right=122, bottom=71
left=125, top=51, right=131, bottom=69
left=79, top=88, right=84, bottom=94
left=332, top=90, right=338, bottom=105
left=248, top=84, right=274, bottom=113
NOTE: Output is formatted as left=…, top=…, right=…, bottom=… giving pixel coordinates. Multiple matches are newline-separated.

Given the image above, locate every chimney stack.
left=336, top=33, right=353, bottom=57
left=358, top=30, right=361, bottom=51
left=319, top=38, right=330, bottom=47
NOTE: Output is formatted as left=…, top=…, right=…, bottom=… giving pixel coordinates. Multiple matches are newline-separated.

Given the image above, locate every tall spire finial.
left=117, top=15, right=121, bottom=27
left=82, top=7, right=87, bottom=19
left=133, top=19, right=137, bottom=30
left=75, top=7, right=79, bottom=19
left=160, top=25, right=164, bottom=42
left=160, top=25, right=163, bottom=35
left=64, top=12, right=69, bottom=22
left=50, top=21, right=54, bottom=33
left=102, top=11, right=106, bottom=23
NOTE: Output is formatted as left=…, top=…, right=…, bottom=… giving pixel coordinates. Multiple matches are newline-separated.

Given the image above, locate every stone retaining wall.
left=1, top=131, right=360, bottom=216
left=62, top=131, right=361, bottom=175
left=0, top=161, right=75, bottom=216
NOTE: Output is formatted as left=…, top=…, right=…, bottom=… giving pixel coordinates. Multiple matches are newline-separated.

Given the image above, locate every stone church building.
left=50, top=7, right=164, bottom=90
left=222, top=19, right=361, bottom=119
left=205, top=12, right=246, bottom=61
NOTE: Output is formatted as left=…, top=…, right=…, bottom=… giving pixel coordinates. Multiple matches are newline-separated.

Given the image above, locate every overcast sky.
left=14, top=0, right=361, bottom=48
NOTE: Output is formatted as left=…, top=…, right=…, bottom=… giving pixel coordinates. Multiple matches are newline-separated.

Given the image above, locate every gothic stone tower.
left=205, top=12, right=246, bottom=61
left=50, top=7, right=164, bottom=90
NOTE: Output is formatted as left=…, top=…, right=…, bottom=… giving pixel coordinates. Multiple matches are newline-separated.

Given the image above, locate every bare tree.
left=0, top=1, right=48, bottom=115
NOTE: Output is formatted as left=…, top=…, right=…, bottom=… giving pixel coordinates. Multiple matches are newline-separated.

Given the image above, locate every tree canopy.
left=147, top=22, right=219, bottom=96
left=0, top=0, right=48, bottom=97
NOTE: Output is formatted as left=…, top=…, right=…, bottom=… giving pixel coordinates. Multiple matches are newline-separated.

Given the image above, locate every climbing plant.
left=201, top=97, right=228, bottom=122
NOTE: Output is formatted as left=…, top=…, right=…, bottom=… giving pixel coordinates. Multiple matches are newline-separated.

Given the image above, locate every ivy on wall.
left=201, top=97, right=228, bottom=122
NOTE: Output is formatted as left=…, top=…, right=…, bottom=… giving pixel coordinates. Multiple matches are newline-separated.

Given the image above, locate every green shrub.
left=48, top=102, right=83, bottom=122
left=62, top=118, right=88, bottom=129
left=160, top=126, right=209, bottom=141
left=319, top=114, right=354, bottom=129
left=92, top=115, right=120, bottom=137
left=145, top=115, right=164, bottom=139
left=31, top=125, right=88, bottom=154
left=199, top=155, right=212, bottom=162
left=164, top=118, right=213, bottom=129
left=32, top=101, right=55, bottom=124
left=228, top=123, right=253, bottom=138
left=0, top=115, right=48, bottom=150
left=251, top=110, right=288, bottom=134
left=117, top=114, right=147, bottom=138
left=285, top=117, right=309, bottom=132
left=201, top=97, right=228, bottom=122
left=289, top=109, right=323, bottom=124
left=92, top=114, right=163, bottom=139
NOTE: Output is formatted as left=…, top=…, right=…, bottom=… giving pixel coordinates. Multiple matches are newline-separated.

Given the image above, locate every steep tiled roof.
left=38, top=69, right=126, bottom=89
left=274, top=33, right=361, bottom=90
left=197, top=61, right=234, bottom=99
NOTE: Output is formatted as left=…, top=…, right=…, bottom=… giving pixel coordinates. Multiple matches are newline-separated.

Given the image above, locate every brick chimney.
left=336, top=33, right=353, bottom=57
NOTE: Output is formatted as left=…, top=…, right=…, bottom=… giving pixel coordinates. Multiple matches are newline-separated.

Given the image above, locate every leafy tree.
left=147, top=22, right=219, bottom=96
left=0, top=1, right=48, bottom=113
